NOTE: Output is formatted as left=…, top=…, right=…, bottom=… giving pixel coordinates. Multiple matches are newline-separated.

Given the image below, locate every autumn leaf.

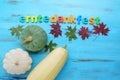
left=78, top=27, right=90, bottom=40
left=9, top=25, right=23, bottom=38
left=93, top=22, right=109, bottom=36
left=44, top=40, right=57, bottom=52
left=65, top=26, right=77, bottom=41
left=50, top=22, right=62, bottom=37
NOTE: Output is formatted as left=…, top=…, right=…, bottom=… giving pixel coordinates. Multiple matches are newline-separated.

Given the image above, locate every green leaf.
left=44, top=40, right=57, bottom=52
left=9, top=25, right=24, bottom=38
left=65, top=26, right=77, bottom=41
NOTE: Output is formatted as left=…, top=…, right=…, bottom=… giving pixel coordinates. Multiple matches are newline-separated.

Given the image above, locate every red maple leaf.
left=78, top=27, right=90, bottom=40
left=93, top=23, right=109, bottom=36
left=50, top=22, right=62, bottom=37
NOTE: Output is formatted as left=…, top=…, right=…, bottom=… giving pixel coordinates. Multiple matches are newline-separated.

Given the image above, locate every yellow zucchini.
left=27, top=47, right=68, bottom=80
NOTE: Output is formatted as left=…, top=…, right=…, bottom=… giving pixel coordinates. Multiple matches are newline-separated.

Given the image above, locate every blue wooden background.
left=0, top=0, right=120, bottom=80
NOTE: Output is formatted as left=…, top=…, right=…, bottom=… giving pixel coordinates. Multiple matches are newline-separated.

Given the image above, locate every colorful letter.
left=77, top=16, right=81, bottom=25
left=43, top=16, right=49, bottom=23
left=37, top=15, right=42, bottom=23
left=26, top=16, right=31, bottom=23
left=68, top=15, right=76, bottom=24
left=95, top=17, right=100, bottom=25
left=31, top=16, right=37, bottom=23
left=58, top=16, right=64, bottom=23
left=19, top=16, right=25, bottom=23
left=89, top=17, right=94, bottom=25
left=63, top=17, right=68, bottom=23
left=50, top=14, right=57, bottom=23
left=82, top=18, right=88, bottom=25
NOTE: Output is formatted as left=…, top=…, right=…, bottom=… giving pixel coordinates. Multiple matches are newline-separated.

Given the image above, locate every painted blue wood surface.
left=0, top=0, right=120, bottom=80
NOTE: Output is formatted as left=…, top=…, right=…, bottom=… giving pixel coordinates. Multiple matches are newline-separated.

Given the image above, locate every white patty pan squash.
left=3, top=48, right=32, bottom=75
left=20, top=25, right=47, bottom=52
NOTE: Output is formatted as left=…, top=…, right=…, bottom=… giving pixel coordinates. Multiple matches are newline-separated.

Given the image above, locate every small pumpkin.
left=20, top=25, right=47, bottom=52
left=3, top=48, right=32, bottom=75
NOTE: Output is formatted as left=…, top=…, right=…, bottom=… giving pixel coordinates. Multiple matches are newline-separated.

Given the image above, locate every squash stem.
left=22, top=36, right=33, bottom=44
left=64, top=44, right=67, bottom=49
left=15, top=61, right=19, bottom=66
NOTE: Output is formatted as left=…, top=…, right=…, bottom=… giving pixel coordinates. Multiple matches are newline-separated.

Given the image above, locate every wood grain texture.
left=0, top=0, right=120, bottom=80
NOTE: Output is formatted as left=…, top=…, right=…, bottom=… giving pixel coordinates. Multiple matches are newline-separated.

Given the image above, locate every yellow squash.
left=27, top=47, right=68, bottom=80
